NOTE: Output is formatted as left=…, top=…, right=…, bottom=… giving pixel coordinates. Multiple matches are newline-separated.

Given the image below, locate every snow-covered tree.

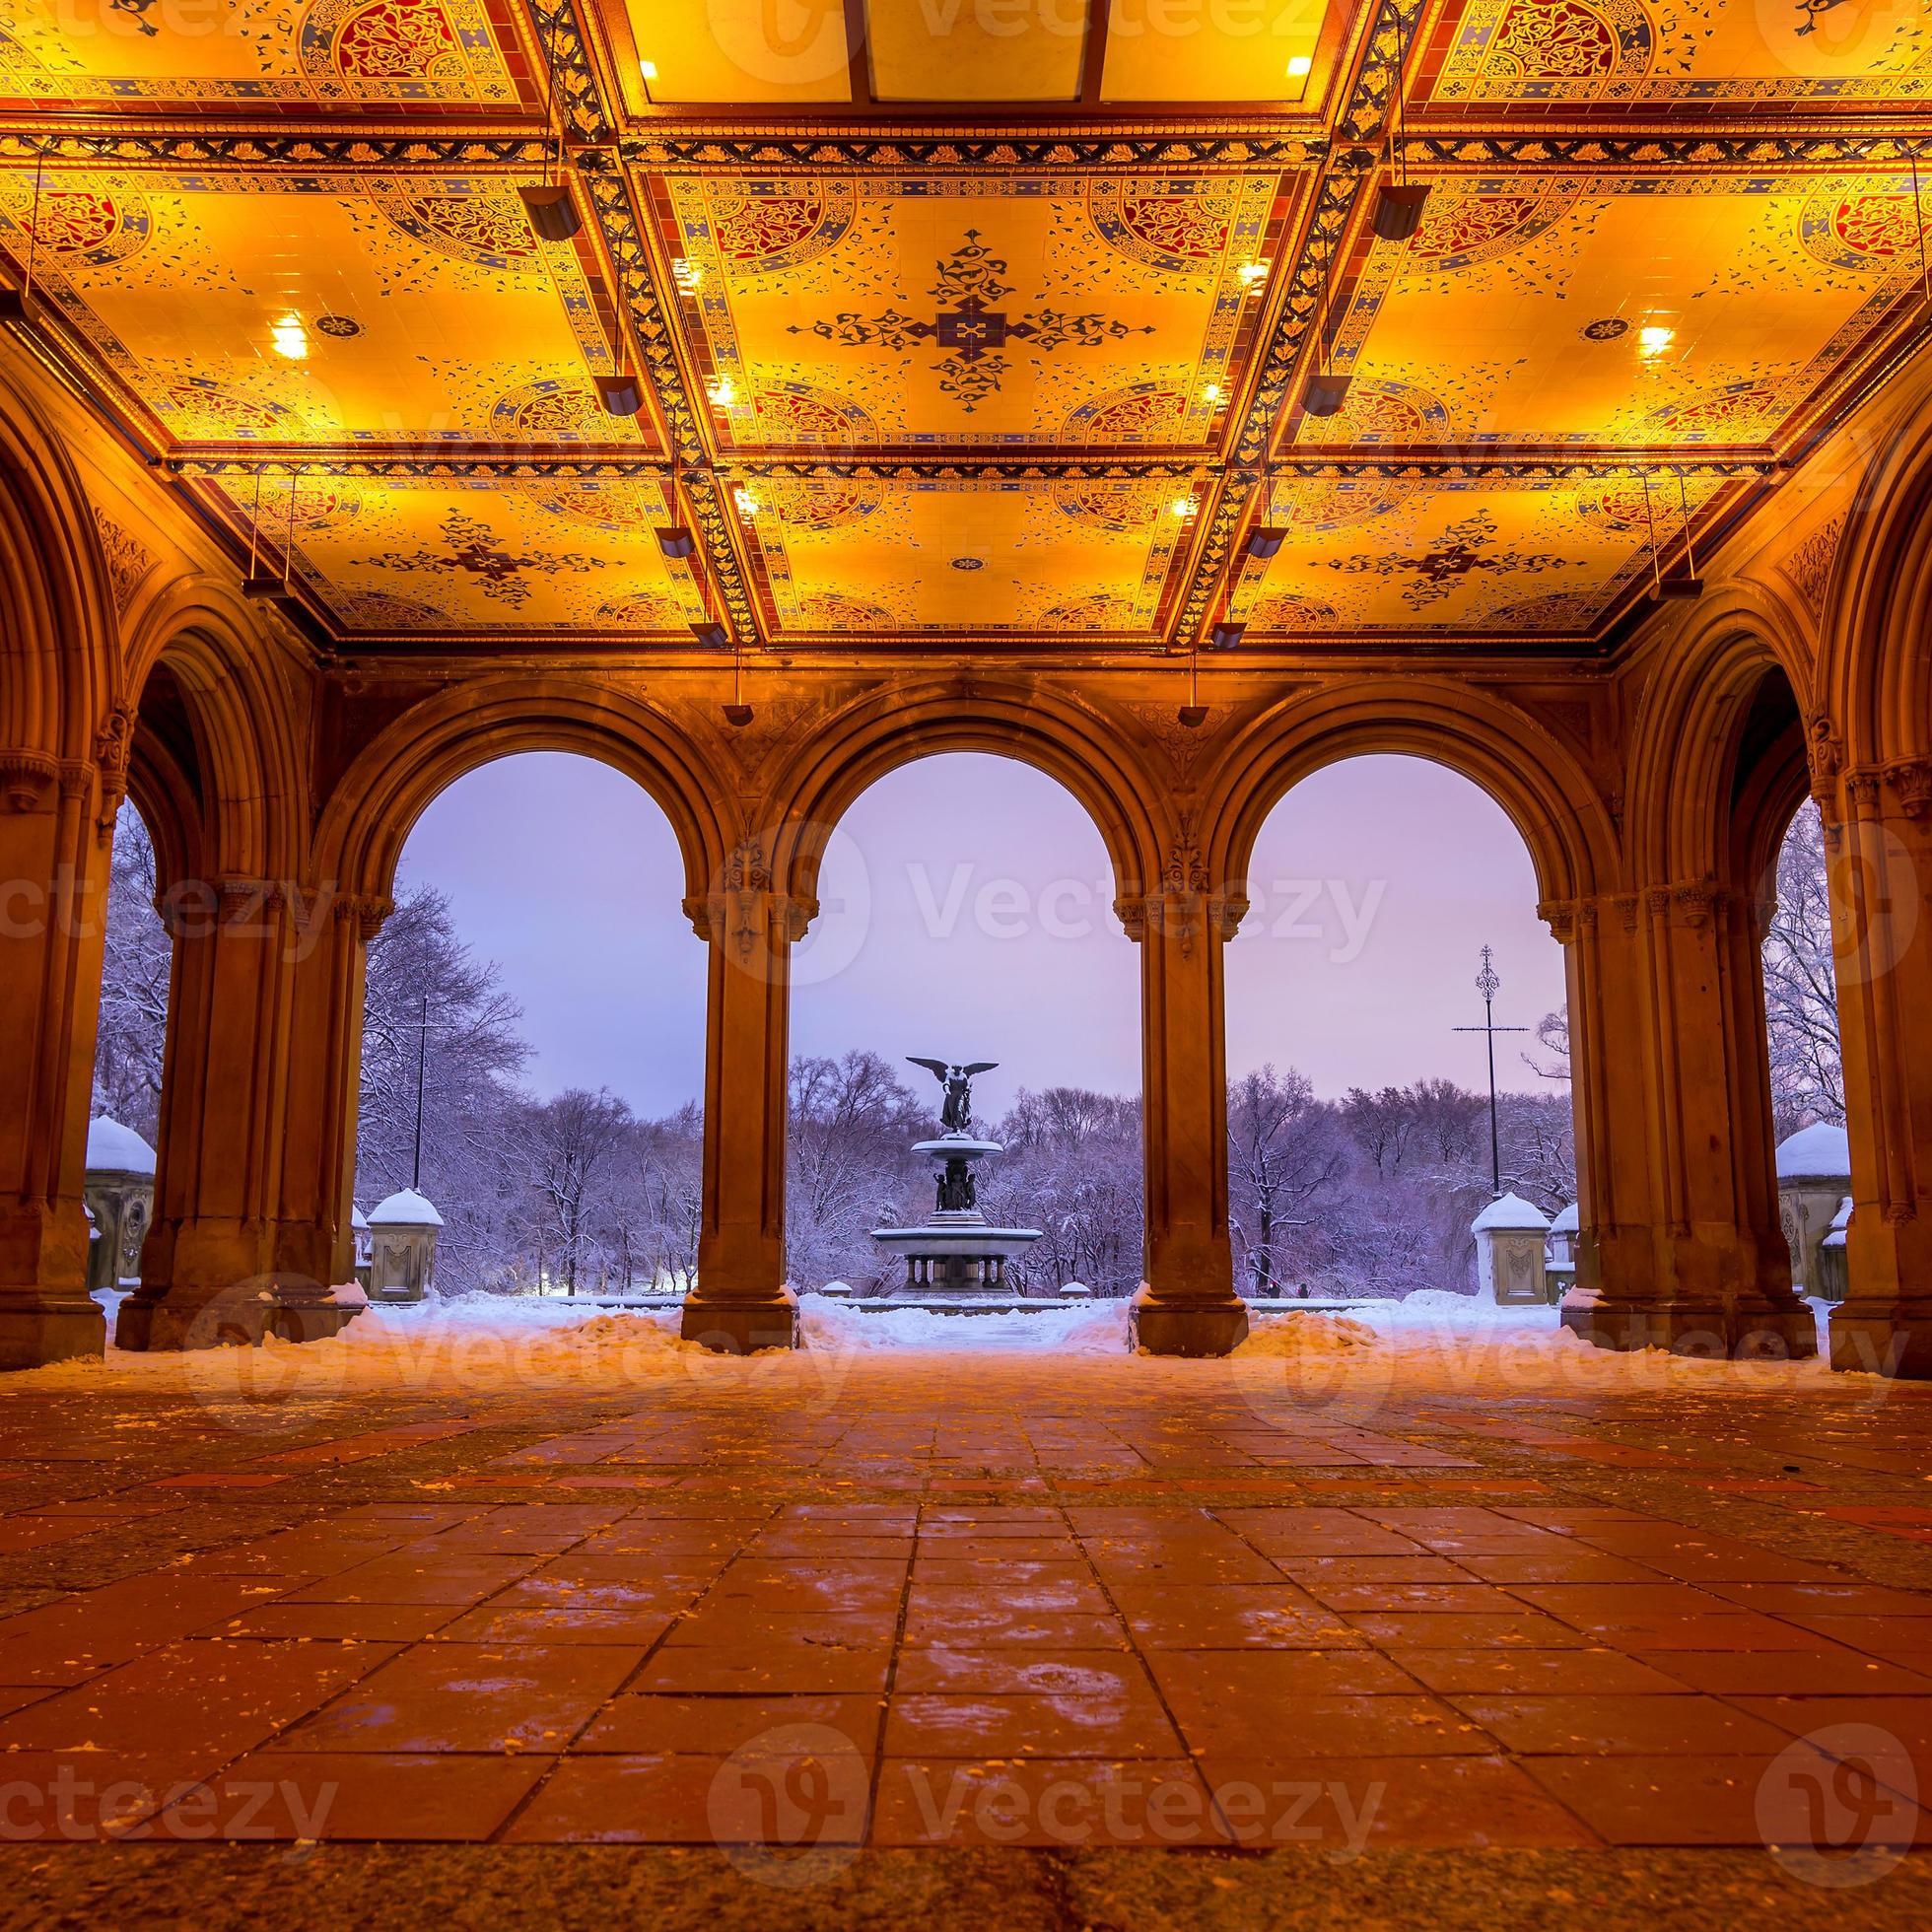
left=1227, top=1066, right=1346, bottom=1294
left=1763, top=801, right=1843, bottom=1137
left=92, top=808, right=171, bottom=1139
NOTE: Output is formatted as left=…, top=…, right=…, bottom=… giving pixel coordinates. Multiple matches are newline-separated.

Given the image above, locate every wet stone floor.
left=0, top=1338, right=1930, bottom=1926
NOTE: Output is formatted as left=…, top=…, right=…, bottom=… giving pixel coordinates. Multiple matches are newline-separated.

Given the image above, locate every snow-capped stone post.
left=368, top=1188, right=443, bottom=1303
left=82, top=1116, right=157, bottom=1296
left=1472, top=1192, right=1552, bottom=1306
left=1544, top=1202, right=1579, bottom=1301
left=1819, top=1198, right=1852, bottom=1304
left=1775, top=1123, right=1852, bottom=1298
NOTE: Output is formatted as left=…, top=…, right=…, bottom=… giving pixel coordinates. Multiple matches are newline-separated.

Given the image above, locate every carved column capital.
left=1886, top=757, right=1932, bottom=820
left=331, top=892, right=393, bottom=941
left=0, top=749, right=59, bottom=812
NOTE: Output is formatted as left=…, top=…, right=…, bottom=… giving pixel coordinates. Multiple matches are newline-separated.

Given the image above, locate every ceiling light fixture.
left=1245, top=526, right=1286, bottom=561
left=1286, top=55, right=1313, bottom=78
left=1300, top=220, right=1352, bottom=418
left=594, top=371, right=644, bottom=416
left=707, top=379, right=736, bottom=408
left=270, top=313, right=308, bottom=360
left=1637, top=323, right=1675, bottom=358
left=1237, top=261, right=1270, bottom=287
left=1208, top=621, right=1246, bottom=650
left=1640, top=470, right=1704, bottom=601
left=732, top=487, right=761, bottom=518
left=1170, top=496, right=1198, bottom=519
left=656, top=525, right=695, bottom=559
left=691, top=620, right=729, bottom=650
left=1178, top=649, right=1208, bottom=728
left=1371, top=12, right=1430, bottom=243
left=519, top=14, right=582, bottom=242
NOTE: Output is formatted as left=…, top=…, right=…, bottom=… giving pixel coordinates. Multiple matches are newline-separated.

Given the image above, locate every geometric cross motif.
left=1319, top=511, right=1582, bottom=610
left=787, top=228, right=1155, bottom=415
left=368, top=509, right=611, bottom=610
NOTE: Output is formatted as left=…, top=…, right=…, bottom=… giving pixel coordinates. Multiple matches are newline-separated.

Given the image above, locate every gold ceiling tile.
left=744, top=476, right=1193, bottom=635
left=618, top=0, right=854, bottom=104
left=1307, top=175, right=1924, bottom=452
left=1417, top=0, right=1932, bottom=108
left=866, top=0, right=1088, bottom=102
left=656, top=171, right=1284, bottom=449
left=1101, top=0, right=1329, bottom=102
left=0, top=0, right=525, bottom=107
left=1237, top=475, right=1726, bottom=634
left=207, top=473, right=702, bottom=634
left=0, top=171, right=647, bottom=449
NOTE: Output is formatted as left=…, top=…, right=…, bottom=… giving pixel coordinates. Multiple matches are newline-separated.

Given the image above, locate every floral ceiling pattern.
left=0, top=0, right=1927, bottom=647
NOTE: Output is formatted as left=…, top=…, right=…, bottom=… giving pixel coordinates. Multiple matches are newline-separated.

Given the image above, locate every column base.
left=680, top=1287, right=800, bottom=1353
left=1828, top=1302, right=1932, bottom=1378
left=0, top=1295, right=105, bottom=1370
left=1128, top=1285, right=1250, bottom=1357
left=1559, top=1291, right=1818, bottom=1360
left=115, top=1278, right=367, bottom=1351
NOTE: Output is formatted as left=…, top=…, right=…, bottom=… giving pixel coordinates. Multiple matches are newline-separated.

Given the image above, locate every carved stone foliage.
left=92, top=507, right=157, bottom=617
left=1781, top=513, right=1846, bottom=619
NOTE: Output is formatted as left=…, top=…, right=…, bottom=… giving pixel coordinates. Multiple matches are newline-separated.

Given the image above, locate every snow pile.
left=797, top=1291, right=1128, bottom=1354
left=1234, top=1312, right=1379, bottom=1358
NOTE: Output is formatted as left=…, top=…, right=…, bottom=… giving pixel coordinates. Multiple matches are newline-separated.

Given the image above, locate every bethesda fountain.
left=871, top=1058, right=1043, bottom=1297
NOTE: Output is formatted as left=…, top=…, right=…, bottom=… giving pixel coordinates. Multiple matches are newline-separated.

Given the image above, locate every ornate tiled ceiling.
left=2, top=0, right=1929, bottom=654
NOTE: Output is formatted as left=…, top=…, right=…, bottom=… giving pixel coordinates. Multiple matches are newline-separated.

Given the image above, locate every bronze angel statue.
left=908, top=1058, right=997, bottom=1135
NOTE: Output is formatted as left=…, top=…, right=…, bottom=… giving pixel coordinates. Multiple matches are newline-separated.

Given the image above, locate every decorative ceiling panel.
left=205, top=472, right=701, bottom=633
left=1303, top=175, right=1923, bottom=453
left=618, top=0, right=854, bottom=104
left=0, top=170, right=648, bottom=449
left=739, top=476, right=1199, bottom=636
left=0, top=0, right=530, bottom=109
left=1414, top=0, right=1932, bottom=110
left=1235, top=473, right=1728, bottom=634
left=649, top=171, right=1290, bottom=450
left=0, top=0, right=1926, bottom=653
left=1101, top=0, right=1329, bottom=101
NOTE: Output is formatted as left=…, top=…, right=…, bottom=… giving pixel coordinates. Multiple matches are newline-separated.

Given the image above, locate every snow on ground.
left=0, top=1286, right=1875, bottom=1414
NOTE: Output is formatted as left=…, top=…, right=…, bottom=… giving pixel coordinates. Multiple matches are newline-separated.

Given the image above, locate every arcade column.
left=679, top=846, right=802, bottom=1351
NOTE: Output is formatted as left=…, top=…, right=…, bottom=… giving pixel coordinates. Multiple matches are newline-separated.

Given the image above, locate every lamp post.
left=1452, top=945, right=1527, bottom=1199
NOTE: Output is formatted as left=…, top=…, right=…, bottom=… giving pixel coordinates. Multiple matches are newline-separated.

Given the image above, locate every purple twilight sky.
left=394, top=750, right=1569, bottom=1123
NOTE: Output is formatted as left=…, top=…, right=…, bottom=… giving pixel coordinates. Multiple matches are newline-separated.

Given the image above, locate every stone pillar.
left=679, top=853, right=801, bottom=1351
left=1544, top=887, right=1814, bottom=1358
left=1121, top=857, right=1248, bottom=1356
left=1826, top=761, right=1932, bottom=1376
left=0, top=751, right=109, bottom=1367
left=115, top=880, right=369, bottom=1349
left=1472, top=1193, right=1552, bottom=1304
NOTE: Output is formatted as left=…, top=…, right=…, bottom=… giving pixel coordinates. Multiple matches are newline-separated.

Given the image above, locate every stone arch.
left=1205, top=681, right=1616, bottom=918
left=1821, top=383, right=1932, bottom=770
left=0, top=364, right=115, bottom=765
left=765, top=681, right=1166, bottom=920
left=118, top=580, right=310, bottom=886
left=1625, top=591, right=1816, bottom=892
left=312, top=677, right=729, bottom=911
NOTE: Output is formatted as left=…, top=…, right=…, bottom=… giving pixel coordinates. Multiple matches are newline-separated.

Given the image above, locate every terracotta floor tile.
left=0, top=1639, right=396, bottom=1759
left=1146, top=1648, right=1424, bottom=1710
left=284, top=1550, right=539, bottom=1609
left=1197, top=1754, right=1601, bottom=1849
left=434, top=1607, right=679, bottom=1646
left=1630, top=1648, right=1932, bottom=1695
left=884, top=1690, right=1183, bottom=1759
left=1521, top=1752, right=1925, bottom=1847
left=900, top=1603, right=1130, bottom=1649
left=266, top=1642, right=643, bottom=1753
left=629, top=1642, right=894, bottom=1695
left=1172, top=1692, right=1496, bottom=1759
left=871, top=1757, right=1224, bottom=1847
left=575, top=1691, right=881, bottom=1754
left=1391, top=1648, right=1688, bottom=1695
left=1446, top=1692, right=1793, bottom=1756
left=505, top=1747, right=874, bottom=1845
left=152, top=1753, right=553, bottom=1841
left=1343, top=1611, right=1591, bottom=1649
left=1110, top=1586, right=1354, bottom=1650
left=892, top=1647, right=1157, bottom=1697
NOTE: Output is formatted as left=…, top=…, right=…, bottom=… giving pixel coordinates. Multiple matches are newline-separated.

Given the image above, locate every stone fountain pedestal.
left=871, top=1134, right=1043, bottom=1298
